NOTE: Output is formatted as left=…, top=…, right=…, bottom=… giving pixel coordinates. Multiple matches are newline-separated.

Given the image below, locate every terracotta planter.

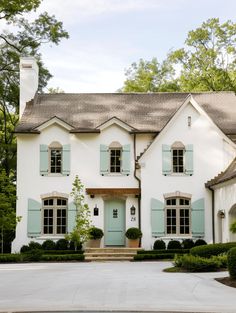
left=87, top=239, right=101, bottom=248
left=127, top=238, right=139, bottom=248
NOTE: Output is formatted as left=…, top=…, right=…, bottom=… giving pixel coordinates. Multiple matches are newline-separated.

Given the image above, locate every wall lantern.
left=218, top=209, right=225, bottom=218
left=94, top=205, right=99, bottom=216
left=130, top=205, right=136, bottom=215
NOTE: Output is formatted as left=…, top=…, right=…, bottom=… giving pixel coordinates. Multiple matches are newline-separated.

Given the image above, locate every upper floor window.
left=166, top=197, right=190, bottom=235
left=40, top=143, right=70, bottom=176
left=42, top=197, right=67, bottom=235
left=109, top=141, right=122, bottom=173
left=162, top=143, right=193, bottom=176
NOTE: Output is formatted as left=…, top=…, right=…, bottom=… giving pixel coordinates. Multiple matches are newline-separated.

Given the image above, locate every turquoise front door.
left=105, top=199, right=125, bottom=246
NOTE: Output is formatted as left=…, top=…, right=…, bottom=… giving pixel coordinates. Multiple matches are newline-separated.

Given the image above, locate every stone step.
left=84, top=247, right=142, bottom=261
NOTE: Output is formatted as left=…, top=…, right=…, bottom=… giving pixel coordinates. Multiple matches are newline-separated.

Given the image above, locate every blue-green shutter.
left=27, top=198, right=41, bottom=237
left=40, top=144, right=48, bottom=176
left=185, top=144, right=193, bottom=175
left=62, top=144, right=70, bottom=176
left=151, top=198, right=165, bottom=237
left=121, top=144, right=131, bottom=175
left=68, top=202, right=77, bottom=233
left=162, top=144, right=172, bottom=175
left=191, top=198, right=204, bottom=237
left=100, top=144, right=109, bottom=175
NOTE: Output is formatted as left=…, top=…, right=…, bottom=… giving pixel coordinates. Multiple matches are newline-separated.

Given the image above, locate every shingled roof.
left=15, top=92, right=236, bottom=135
left=206, top=158, right=236, bottom=188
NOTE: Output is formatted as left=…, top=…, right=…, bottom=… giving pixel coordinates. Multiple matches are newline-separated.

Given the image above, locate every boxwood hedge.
left=190, top=242, right=236, bottom=258
left=134, top=253, right=176, bottom=261
left=228, top=247, right=236, bottom=279
left=137, top=249, right=189, bottom=255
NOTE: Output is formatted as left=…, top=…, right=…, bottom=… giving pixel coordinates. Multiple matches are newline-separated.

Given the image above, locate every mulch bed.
left=215, top=276, right=236, bottom=288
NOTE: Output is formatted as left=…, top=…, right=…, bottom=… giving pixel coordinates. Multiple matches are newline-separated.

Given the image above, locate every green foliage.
left=194, top=239, right=207, bottom=247
left=137, top=249, right=190, bottom=255
left=122, top=58, right=179, bottom=92
left=20, top=245, right=31, bottom=253
left=167, top=240, right=182, bottom=250
left=134, top=253, right=175, bottom=261
left=43, top=250, right=83, bottom=255
left=125, top=227, right=142, bottom=240
left=174, top=254, right=221, bottom=272
left=28, top=241, right=42, bottom=250
left=55, top=239, right=69, bottom=250
left=0, top=0, right=41, bottom=20
left=228, top=247, right=236, bottom=279
left=66, top=176, right=91, bottom=247
left=42, top=240, right=56, bottom=250
left=230, top=221, right=236, bottom=234
left=0, top=253, right=23, bottom=262
left=182, top=239, right=195, bottom=249
left=153, top=239, right=166, bottom=250
left=24, top=249, right=43, bottom=261
left=89, top=227, right=104, bottom=240
left=190, top=242, right=236, bottom=258
left=41, top=254, right=84, bottom=262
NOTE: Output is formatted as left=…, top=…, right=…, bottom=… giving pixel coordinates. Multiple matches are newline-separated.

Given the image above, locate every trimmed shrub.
left=211, top=254, right=227, bottom=269
left=228, top=247, right=236, bottom=279
left=191, top=242, right=236, bottom=258
left=23, top=249, right=43, bottom=262
left=125, top=227, right=142, bottom=240
left=20, top=245, right=31, bottom=253
left=194, top=239, right=207, bottom=247
left=134, top=253, right=175, bottom=261
left=182, top=239, right=194, bottom=249
left=137, top=249, right=189, bottom=255
left=174, top=254, right=220, bottom=272
left=69, top=241, right=82, bottom=251
left=28, top=241, right=42, bottom=250
left=0, top=254, right=23, bottom=263
left=153, top=240, right=166, bottom=250
left=43, top=250, right=83, bottom=255
left=89, top=227, right=104, bottom=239
left=55, top=239, right=69, bottom=250
left=42, top=240, right=56, bottom=250
left=167, top=240, right=181, bottom=250
left=41, top=254, right=84, bottom=262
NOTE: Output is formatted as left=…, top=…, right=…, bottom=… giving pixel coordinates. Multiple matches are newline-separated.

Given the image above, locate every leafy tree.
left=66, top=176, right=91, bottom=250
left=122, top=58, right=179, bottom=92
left=48, top=87, right=65, bottom=93
left=0, top=0, right=69, bottom=177
left=230, top=221, right=236, bottom=234
left=0, top=170, right=21, bottom=253
left=168, top=18, right=236, bottom=92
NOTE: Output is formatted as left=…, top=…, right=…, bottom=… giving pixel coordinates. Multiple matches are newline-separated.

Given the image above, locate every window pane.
left=110, top=149, right=122, bottom=173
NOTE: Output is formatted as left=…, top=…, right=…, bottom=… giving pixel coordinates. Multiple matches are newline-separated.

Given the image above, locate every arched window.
left=165, top=196, right=191, bottom=235
left=49, top=141, right=62, bottom=174
left=42, top=197, right=67, bottom=235
left=109, top=141, right=122, bottom=173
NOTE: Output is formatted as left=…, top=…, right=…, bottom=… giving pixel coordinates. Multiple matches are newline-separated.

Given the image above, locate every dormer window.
left=109, top=141, right=122, bottom=173
left=49, top=142, right=62, bottom=174
left=171, top=141, right=185, bottom=173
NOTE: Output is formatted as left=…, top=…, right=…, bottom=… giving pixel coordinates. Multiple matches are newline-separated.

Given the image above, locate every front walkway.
left=0, top=262, right=235, bottom=312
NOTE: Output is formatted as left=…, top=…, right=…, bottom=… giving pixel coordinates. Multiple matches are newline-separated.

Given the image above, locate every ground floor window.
left=42, top=198, right=67, bottom=235
left=166, top=197, right=190, bottom=235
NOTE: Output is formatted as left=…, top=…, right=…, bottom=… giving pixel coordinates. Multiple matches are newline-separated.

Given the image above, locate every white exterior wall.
left=12, top=123, right=142, bottom=252
left=214, top=179, right=236, bottom=243
left=140, top=102, right=236, bottom=249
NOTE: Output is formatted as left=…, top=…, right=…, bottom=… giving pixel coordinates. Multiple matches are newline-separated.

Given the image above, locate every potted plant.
left=88, top=227, right=104, bottom=248
left=125, top=227, right=142, bottom=248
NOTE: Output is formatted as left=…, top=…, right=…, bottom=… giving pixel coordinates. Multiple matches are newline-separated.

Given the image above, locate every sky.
left=22, top=0, right=236, bottom=92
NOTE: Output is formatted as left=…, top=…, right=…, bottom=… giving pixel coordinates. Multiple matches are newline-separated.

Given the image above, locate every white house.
left=12, top=57, right=236, bottom=252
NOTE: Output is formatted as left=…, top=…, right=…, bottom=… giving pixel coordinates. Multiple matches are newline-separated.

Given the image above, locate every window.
left=171, top=142, right=185, bottom=173
left=166, top=197, right=190, bottom=235
left=42, top=198, right=67, bottom=235
left=109, top=141, right=122, bottom=173
left=49, top=142, right=62, bottom=174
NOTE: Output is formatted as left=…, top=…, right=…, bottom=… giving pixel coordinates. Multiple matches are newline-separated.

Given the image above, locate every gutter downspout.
left=133, top=134, right=141, bottom=245
left=208, top=186, right=215, bottom=244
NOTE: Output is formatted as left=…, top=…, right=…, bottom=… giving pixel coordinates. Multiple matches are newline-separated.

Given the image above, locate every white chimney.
left=19, top=57, right=39, bottom=119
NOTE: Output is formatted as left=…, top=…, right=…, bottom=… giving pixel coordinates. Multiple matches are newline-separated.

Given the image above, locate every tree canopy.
left=122, top=18, right=236, bottom=93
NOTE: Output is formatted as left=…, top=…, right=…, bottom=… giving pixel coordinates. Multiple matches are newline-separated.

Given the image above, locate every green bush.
left=42, top=240, right=56, bottom=250
left=41, top=254, right=85, bottom=262
left=89, top=227, right=104, bottom=239
left=167, top=240, right=181, bottom=250
left=191, top=242, right=236, bottom=258
left=55, top=239, right=69, bottom=250
left=134, top=253, right=175, bottom=261
left=137, top=249, right=189, bottom=255
left=182, top=239, right=194, bottom=249
left=69, top=241, right=82, bottom=251
left=0, top=254, right=23, bottom=263
left=211, top=254, right=227, bottom=269
left=20, top=245, right=31, bottom=253
left=43, top=250, right=83, bottom=255
left=194, top=239, right=207, bottom=247
left=153, top=239, right=166, bottom=250
left=125, top=227, right=142, bottom=240
left=28, top=241, right=42, bottom=250
left=228, top=247, right=236, bottom=279
left=174, top=254, right=220, bottom=272
left=23, top=249, right=43, bottom=262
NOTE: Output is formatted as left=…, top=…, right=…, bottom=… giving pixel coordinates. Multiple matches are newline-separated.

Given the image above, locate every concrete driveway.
left=0, top=261, right=235, bottom=313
